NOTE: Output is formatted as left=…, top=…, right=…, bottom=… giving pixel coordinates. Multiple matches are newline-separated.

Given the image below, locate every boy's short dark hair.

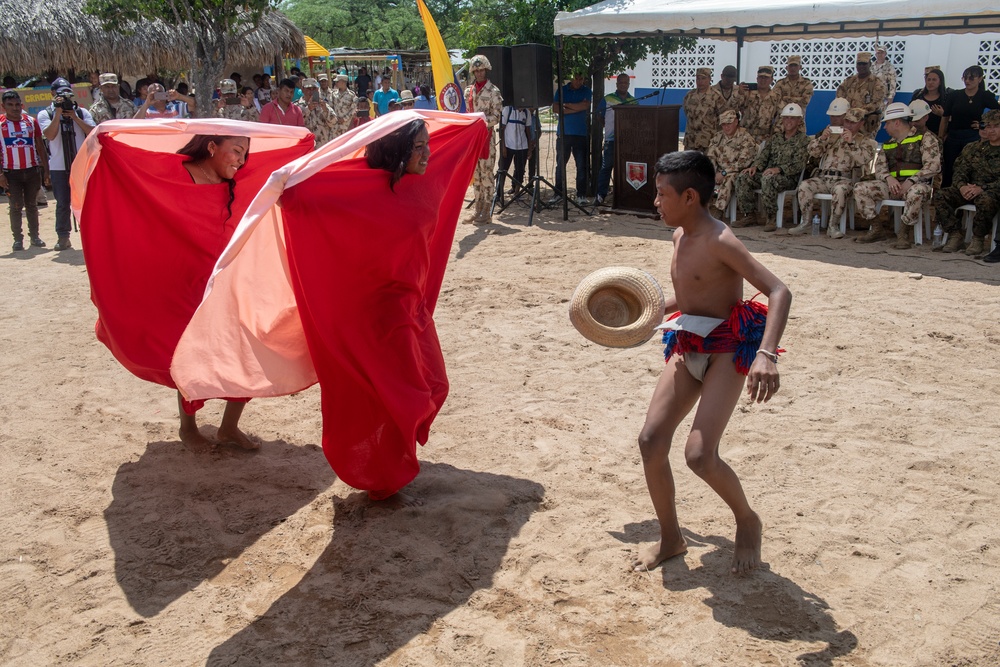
left=2, top=90, right=21, bottom=102
left=278, top=78, right=297, bottom=90
left=654, top=150, right=715, bottom=206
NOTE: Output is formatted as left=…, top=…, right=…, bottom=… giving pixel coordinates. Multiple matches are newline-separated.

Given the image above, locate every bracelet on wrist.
left=756, top=349, right=779, bottom=364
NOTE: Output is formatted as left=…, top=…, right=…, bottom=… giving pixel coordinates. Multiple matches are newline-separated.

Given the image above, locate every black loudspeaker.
left=475, top=45, right=513, bottom=103
left=511, top=43, right=553, bottom=108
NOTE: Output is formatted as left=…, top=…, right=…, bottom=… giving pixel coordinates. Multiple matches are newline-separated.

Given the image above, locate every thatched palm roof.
left=0, top=0, right=305, bottom=74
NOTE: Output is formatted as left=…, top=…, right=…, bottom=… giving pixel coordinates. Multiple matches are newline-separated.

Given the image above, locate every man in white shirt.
left=497, top=105, right=532, bottom=199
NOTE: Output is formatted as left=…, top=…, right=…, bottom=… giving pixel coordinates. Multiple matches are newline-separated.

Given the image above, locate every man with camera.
left=1, top=90, right=50, bottom=251
left=134, top=82, right=195, bottom=119
left=37, top=78, right=95, bottom=251
left=215, top=79, right=259, bottom=122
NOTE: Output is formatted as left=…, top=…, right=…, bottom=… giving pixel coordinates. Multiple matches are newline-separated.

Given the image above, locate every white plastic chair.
left=813, top=193, right=856, bottom=235
left=877, top=199, right=932, bottom=245
left=957, top=204, right=1000, bottom=244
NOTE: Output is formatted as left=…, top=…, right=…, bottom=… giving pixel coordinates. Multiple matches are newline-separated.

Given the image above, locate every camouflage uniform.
left=710, top=82, right=744, bottom=115
left=706, top=126, right=758, bottom=212
left=215, top=103, right=259, bottom=122
left=296, top=97, right=337, bottom=147
left=853, top=128, right=941, bottom=226
left=772, top=76, right=815, bottom=111
left=736, top=130, right=810, bottom=223
left=682, top=87, right=725, bottom=152
left=871, top=59, right=898, bottom=107
left=933, top=140, right=1000, bottom=240
left=330, top=88, right=357, bottom=138
left=836, top=75, right=887, bottom=136
left=465, top=79, right=503, bottom=219
left=741, top=89, right=782, bottom=143
left=89, top=97, right=136, bottom=124
left=797, top=130, right=876, bottom=223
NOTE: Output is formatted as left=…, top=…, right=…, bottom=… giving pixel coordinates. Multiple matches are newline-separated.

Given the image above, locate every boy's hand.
left=746, top=354, right=779, bottom=403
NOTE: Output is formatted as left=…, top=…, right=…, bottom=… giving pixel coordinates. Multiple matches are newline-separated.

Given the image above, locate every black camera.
left=59, top=98, right=75, bottom=111
left=746, top=82, right=758, bottom=91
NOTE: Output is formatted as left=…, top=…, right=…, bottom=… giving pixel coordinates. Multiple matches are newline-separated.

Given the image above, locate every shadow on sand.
left=613, top=525, right=858, bottom=667
left=105, top=438, right=334, bottom=617
left=207, top=462, right=544, bottom=666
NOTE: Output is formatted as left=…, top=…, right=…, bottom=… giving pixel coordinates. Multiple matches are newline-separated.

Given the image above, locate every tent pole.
left=557, top=35, right=568, bottom=220
left=736, top=31, right=744, bottom=81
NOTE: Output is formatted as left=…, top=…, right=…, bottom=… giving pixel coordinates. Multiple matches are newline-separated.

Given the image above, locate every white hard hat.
left=826, top=97, right=850, bottom=116
left=908, top=99, right=932, bottom=121
left=780, top=103, right=803, bottom=118
left=882, top=101, right=912, bottom=122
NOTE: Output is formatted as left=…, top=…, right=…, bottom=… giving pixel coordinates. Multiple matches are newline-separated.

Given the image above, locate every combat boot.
left=941, top=232, right=964, bottom=253
left=827, top=220, right=844, bottom=239
left=983, top=240, right=1000, bottom=263
left=855, top=219, right=886, bottom=243
left=965, top=236, right=985, bottom=256
left=894, top=225, right=912, bottom=249
left=786, top=219, right=811, bottom=235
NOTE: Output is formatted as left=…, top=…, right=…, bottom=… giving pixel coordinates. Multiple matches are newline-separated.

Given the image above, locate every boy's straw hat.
left=569, top=267, right=665, bottom=348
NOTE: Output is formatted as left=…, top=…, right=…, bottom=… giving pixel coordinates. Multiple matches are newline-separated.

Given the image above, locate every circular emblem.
left=438, top=82, right=462, bottom=112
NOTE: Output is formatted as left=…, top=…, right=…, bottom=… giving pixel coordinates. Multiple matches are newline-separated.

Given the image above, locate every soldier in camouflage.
left=771, top=55, right=815, bottom=113
left=683, top=67, right=725, bottom=153
left=837, top=52, right=887, bottom=136
left=317, top=73, right=334, bottom=104
left=735, top=103, right=810, bottom=231
left=296, top=78, right=337, bottom=147
left=464, top=54, right=503, bottom=224
left=871, top=44, right=898, bottom=108
left=329, top=74, right=357, bottom=139
left=712, top=65, right=745, bottom=115
left=791, top=107, right=876, bottom=237
left=854, top=102, right=941, bottom=248
left=214, top=79, right=259, bottom=122
left=933, top=109, right=1000, bottom=259
left=706, top=109, right=758, bottom=218
left=740, top=65, right=784, bottom=143
left=89, top=73, right=136, bottom=124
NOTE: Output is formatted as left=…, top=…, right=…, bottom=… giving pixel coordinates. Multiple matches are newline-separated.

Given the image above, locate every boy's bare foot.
left=179, top=425, right=212, bottom=447
left=731, top=512, right=764, bottom=575
left=369, top=490, right=424, bottom=508
left=632, top=537, right=687, bottom=572
left=216, top=426, right=260, bottom=451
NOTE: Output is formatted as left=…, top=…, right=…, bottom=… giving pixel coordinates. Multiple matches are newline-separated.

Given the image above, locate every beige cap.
left=908, top=99, right=932, bottom=121
left=781, top=103, right=803, bottom=118
left=219, top=78, right=238, bottom=94
left=857, top=51, right=872, bottom=63
left=757, top=65, right=774, bottom=77
left=301, top=77, right=319, bottom=89
left=844, top=107, right=866, bottom=123
left=316, top=73, right=329, bottom=81
left=786, top=55, right=802, bottom=65
left=335, top=74, right=349, bottom=82
left=827, top=97, right=850, bottom=116
left=875, top=43, right=887, bottom=53
left=719, top=109, right=738, bottom=124
left=696, top=67, right=712, bottom=78
left=98, top=73, right=118, bottom=86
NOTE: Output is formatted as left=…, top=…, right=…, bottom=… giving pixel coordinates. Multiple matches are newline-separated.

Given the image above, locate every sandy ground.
left=2, top=164, right=1000, bottom=667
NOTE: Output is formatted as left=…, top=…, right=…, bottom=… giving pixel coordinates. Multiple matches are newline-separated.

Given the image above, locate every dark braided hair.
left=177, top=134, right=249, bottom=220
left=365, top=119, right=426, bottom=191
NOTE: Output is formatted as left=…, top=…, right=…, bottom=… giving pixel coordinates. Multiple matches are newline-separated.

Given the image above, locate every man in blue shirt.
left=551, top=72, right=592, bottom=204
left=372, top=78, right=400, bottom=117
left=596, top=73, right=635, bottom=205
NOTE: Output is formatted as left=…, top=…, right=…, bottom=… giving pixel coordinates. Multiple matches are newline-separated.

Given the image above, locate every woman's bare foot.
left=631, top=537, right=687, bottom=572
left=369, top=490, right=423, bottom=508
left=216, top=426, right=260, bottom=451
left=179, top=424, right=212, bottom=447
left=731, top=512, right=764, bottom=575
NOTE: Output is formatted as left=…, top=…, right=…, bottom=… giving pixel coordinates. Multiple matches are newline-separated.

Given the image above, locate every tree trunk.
left=190, top=29, right=228, bottom=119
left=589, top=62, right=608, bottom=199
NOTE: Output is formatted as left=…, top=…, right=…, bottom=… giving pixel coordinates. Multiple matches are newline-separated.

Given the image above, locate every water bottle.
left=811, top=214, right=821, bottom=236
left=932, top=224, right=944, bottom=248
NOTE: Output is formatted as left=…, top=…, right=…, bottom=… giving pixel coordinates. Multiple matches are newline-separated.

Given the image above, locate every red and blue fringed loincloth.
left=661, top=298, right=783, bottom=375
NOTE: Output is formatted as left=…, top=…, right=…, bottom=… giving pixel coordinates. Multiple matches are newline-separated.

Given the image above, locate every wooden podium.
left=613, top=105, right=680, bottom=215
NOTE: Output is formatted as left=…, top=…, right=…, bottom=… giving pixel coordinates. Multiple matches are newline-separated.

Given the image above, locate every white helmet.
left=780, top=103, right=803, bottom=118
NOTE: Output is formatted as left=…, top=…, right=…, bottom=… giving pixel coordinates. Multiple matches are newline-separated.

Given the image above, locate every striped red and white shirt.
left=0, top=113, right=44, bottom=170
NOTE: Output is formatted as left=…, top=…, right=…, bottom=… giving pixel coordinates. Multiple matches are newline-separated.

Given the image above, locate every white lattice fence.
left=978, top=40, right=1000, bottom=95
left=768, top=39, right=905, bottom=91
left=651, top=44, right=717, bottom=89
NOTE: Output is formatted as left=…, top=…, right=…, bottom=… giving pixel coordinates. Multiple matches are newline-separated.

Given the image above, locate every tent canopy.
left=554, top=0, right=1000, bottom=40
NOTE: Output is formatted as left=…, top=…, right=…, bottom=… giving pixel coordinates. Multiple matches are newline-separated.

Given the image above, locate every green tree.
left=459, top=0, right=691, bottom=196
left=83, top=0, right=279, bottom=118
left=281, top=0, right=464, bottom=50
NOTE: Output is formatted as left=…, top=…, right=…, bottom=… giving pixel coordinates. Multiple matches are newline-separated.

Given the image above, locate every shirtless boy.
left=634, top=151, right=791, bottom=575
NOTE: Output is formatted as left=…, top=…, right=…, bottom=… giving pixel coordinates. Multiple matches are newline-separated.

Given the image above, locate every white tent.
left=554, top=0, right=1000, bottom=40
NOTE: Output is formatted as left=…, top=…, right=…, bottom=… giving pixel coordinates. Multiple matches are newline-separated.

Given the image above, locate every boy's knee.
left=638, top=429, right=669, bottom=462
left=685, top=446, right=719, bottom=476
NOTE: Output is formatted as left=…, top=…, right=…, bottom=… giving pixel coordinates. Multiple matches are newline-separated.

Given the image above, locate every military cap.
left=99, top=73, right=118, bottom=86
left=719, top=109, right=738, bottom=124
left=786, top=55, right=802, bottom=65
left=844, top=107, right=866, bottom=123
left=856, top=52, right=872, bottom=63
left=301, top=78, right=320, bottom=89
left=219, top=78, right=238, bottom=94
left=757, top=66, right=775, bottom=77
left=696, top=67, right=712, bottom=78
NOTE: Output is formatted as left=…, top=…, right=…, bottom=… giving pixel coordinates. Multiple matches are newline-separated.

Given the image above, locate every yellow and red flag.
left=416, top=0, right=466, bottom=112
